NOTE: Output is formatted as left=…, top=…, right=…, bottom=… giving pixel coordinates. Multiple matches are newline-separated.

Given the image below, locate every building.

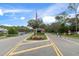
left=0, top=28, right=8, bottom=34
left=0, top=28, right=8, bottom=36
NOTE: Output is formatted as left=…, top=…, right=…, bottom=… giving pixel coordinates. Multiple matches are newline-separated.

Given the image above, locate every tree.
left=44, top=24, right=53, bottom=32
left=28, top=19, right=44, bottom=29
left=51, top=22, right=61, bottom=33
left=66, top=16, right=79, bottom=32
left=28, top=19, right=39, bottom=29
left=68, top=3, right=79, bottom=33
left=28, top=19, right=45, bottom=34
left=55, top=13, right=70, bottom=33
left=55, top=15, right=63, bottom=22
left=60, top=12, right=68, bottom=24
left=55, top=11, right=68, bottom=24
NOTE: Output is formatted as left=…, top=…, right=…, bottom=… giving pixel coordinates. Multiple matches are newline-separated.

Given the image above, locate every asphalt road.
left=0, top=33, right=79, bottom=56
left=0, top=33, right=33, bottom=56
left=11, top=40, right=56, bottom=56
left=46, top=33, right=79, bottom=56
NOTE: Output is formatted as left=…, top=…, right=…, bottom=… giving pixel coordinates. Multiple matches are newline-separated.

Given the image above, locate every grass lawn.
left=0, top=36, right=6, bottom=39
left=6, top=34, right=18, bottom=37
left=63, top=34, right=79, bottom=39
left=51, top=32, right=79, bottom=39
left=0, top=34, right=18, bottom=40
left=27, top=32, right=47, bottom=40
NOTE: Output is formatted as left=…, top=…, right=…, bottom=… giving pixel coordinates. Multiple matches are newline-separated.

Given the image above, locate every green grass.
left=0, top=36, right=6, bottom=39
left=6, top=34, right=18, bottom=37
left=63, top=34, right=79, bottom=39
left=0, top=34, right=18, bottom=40
left=51, top=32, right=79, bottom=39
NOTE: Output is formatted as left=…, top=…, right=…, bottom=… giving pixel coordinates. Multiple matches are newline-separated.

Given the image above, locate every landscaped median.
left=27, top=33, right=47, bottom=40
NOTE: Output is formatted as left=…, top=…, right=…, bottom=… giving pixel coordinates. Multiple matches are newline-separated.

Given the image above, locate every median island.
left=27, top=31, right=47, bottom=40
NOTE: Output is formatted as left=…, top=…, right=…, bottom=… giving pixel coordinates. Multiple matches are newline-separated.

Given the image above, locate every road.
left=0, top=33, right=79, bottom=56
left=46, top=33, right=79, bottom=56
left=0, top=33, right=33, bottom=56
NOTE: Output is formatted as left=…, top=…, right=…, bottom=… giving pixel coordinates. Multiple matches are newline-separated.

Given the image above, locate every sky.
left=0, top=3, right=78, bottom=26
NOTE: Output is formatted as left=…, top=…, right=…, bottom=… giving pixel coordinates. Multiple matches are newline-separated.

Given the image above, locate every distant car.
left=19, top=32, right=26, bottom=35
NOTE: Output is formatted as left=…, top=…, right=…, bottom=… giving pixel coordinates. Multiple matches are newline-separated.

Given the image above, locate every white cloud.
left=0, top=9, right=32, bottom=16
left=43, top=16, right=56, bottom=24
left=1, top=24, right=13, bottom=26
left=4, top=9, right=32, bottom=13
left=20, top=17, right=25, bottom=20
left=39, top=4, right=68, bottom=17
left=0, top=9, right=4, bottom=16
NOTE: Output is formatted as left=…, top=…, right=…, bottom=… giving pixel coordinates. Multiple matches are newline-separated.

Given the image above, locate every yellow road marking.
left=9, top=44, right=52, bottom=56
left=49, top=42, right=60, bottom=56
left=19, top=40, right=49, bottom=46
left=52, top=41, right=63, bottom=56
left=45, top=33, right=63, bottom=56
left=5, top=33, right=63, bottom=56
left=53, top=44, right=60, bottom=56
left=4, top=33, right=34, bottom=56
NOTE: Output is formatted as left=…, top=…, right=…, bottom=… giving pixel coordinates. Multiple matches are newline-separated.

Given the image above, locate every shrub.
left=32, top=35, right=44, bottom=40
left=8, top=28, right=18, bottom=34
left=27, top=32, right=47, bottom=40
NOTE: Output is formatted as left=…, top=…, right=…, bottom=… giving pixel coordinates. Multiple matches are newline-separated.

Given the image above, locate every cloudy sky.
left=0, top=3, right=78, bottom=26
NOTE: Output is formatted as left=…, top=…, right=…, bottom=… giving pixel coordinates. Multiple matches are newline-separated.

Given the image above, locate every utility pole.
left=35, top=10, right=38, bottom=34
left=36, top=10, right=38, bottom=21
left=35, top=10, right=39, bottom=27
